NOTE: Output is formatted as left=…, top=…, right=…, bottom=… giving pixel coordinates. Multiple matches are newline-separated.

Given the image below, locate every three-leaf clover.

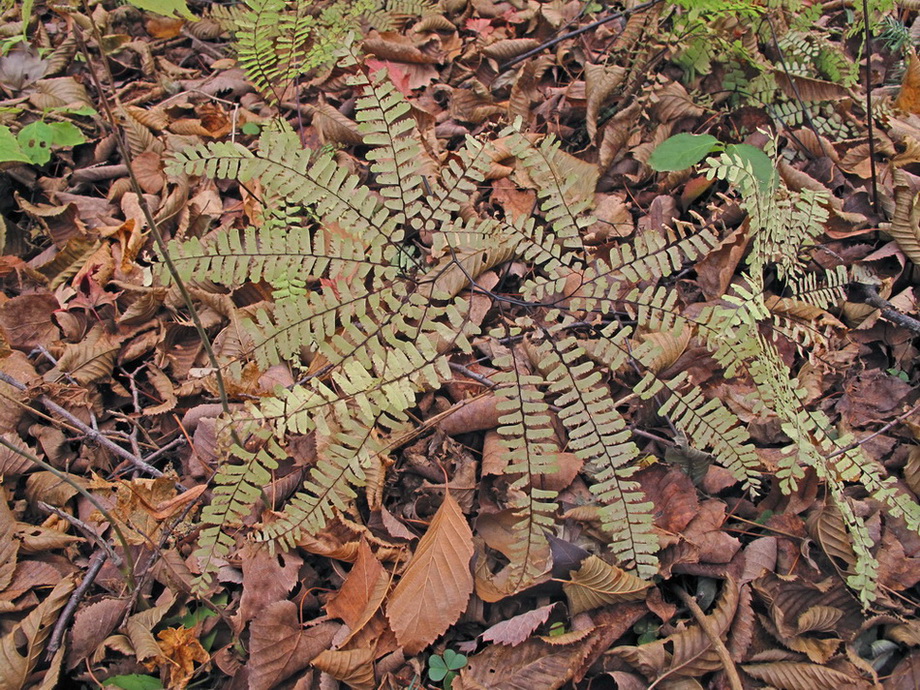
left=427, top=649, right=467, bottom=689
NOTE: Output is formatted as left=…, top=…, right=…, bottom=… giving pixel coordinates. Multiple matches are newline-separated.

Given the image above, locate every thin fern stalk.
left=0, top=370, right=163, bottom=477
left=862, top=0, right=880, bottom=212
left=71, top=15, right=239, bottom=441
left=0, top=435, right=137, bottom=591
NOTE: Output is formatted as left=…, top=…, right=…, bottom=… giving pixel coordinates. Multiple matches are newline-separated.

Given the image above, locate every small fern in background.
left=213, top=0, right=434, bottom=103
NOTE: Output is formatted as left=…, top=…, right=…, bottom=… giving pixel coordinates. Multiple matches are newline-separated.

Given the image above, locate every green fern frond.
left=536, top=334, right=658, bottom=577
left=193, top=425, right=282, bottom=589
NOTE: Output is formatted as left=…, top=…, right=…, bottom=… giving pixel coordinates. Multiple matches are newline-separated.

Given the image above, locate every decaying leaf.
left=386, top=493, right=473, bottom=654
left=561, top=555, right=651, bottom=615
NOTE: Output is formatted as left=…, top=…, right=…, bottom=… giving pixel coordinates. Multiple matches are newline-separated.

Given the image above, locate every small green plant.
left=0, top=120, right=86, bottom=166
left=427, top=649, right=467, bottom=689
left=648, top=132, right=775, bottom=191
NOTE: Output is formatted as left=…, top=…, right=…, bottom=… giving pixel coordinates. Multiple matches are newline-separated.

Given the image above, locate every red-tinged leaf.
left=386, top=493, right=473, bottom=654
left=247, top=601, right=339, bottom=690
left=481, top=603, right=560, bottom=647
left=326, top=538, right=389, bottom=639
left=237, top=543, right=302, bottom=625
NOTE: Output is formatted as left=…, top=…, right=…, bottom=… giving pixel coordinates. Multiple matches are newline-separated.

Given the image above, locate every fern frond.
left=193, top=425, right=282, bottom=589
left=535, top=334, right=658, bottom=577
left=490, top=343, right=561, bottom=589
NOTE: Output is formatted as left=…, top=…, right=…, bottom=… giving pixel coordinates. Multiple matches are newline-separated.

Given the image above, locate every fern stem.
left=70, top=14, right=240, bottom=440
left=862, top=0, right=880, bottom=213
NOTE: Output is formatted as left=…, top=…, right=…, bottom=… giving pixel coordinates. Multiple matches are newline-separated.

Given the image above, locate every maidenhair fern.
left=699, top=146, right=920, bottom=604
left=164, top=58, right=914, bottom=603
left=213, top=0, right=434, bottom=103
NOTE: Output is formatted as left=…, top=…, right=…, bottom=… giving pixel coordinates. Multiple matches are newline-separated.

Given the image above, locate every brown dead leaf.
left=312, top=646, right=376, bottom=690
left=247, top=602, right=338, bottom=690
left=326, top=538, right=390, bottom=641
left=481, top=603, right=561, bottom=647
left=0, top=574, right=75, bottom=689
left=386, top=493, right=473, bottom=654
left=237, top=542, right=303, bottom=626
left=562, top=555, right=651, bottom=615
left=455, top=633, right=594, bottom=690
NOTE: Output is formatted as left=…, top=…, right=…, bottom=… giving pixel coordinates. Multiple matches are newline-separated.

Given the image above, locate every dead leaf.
left=386, top=493, right=473, bottom=654
left=326, top=538, right=390, bottom=642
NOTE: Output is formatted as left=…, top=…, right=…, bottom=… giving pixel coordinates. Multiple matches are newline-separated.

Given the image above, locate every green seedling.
left=648, top=132, right=776, bottom=192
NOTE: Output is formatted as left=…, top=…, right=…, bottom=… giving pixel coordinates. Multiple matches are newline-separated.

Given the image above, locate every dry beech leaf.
left=0, top=432, right=36, bottom=477
left=455, top=634, right=590, bottom=690
left=0, top=574, right=75, bottom=690
left=610, top=580, right=741, bottom=682
left=888, top=170, right=920, bottom=265
left=386, top=492, right=473, bottom=654
left=326, top=538, right=390, bottom=643
left=481, top=38, right=540, bottom=61
left=309, top=101, right=364, bottom=146
left=43, top=326, right=121, bottom=386
left=247, top=602, right=339, bottom=690
left=742, top=661, right=871, bottom=689
left=142, top=363, right=177, bottom=417
left=481, top=603, right=561, bottom=647
left=561, top=555, right=650, bottom=615
left=905, top=446, right=920, bottom=498
left=311, top=646, right=376, bottom=690
left=0, top=495, right=18, bottom=590
left=805, top=500, right=857, bottom=570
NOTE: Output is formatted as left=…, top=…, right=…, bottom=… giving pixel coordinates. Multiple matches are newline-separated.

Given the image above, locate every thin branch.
left=0, top=371, right=164, bottom=477
left=846, top=282, right=920, bottom=335
left=670, top=585, right=743, bottom=690
left=46, top=550, right=108, bottom=656
left=499, top=0, right=665, bottom=71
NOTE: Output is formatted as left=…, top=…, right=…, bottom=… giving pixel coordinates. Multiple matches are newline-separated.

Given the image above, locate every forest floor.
left=1, top=0, right=920, bottom=689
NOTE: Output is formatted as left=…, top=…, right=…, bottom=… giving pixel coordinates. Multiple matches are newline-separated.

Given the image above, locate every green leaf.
left=17, top=121, right=55, bottom=165
left=725, top=143, right=776, bottom=191
left=241, top=121, right=261, bottom=135
left=103, top=675, right=164, bottom=690
left=428, top=654, right=448, bottom=682
left=0, top=125, right=30, bottom=163
left=648, top=133, right=720, bottom=172
left=123, top=0, right=195, bottom=19
left=47, top=122, right=85, bottom=147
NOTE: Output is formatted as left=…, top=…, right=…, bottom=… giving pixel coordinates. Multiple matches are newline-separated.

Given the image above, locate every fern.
left=163, top=56, right=913, bottom=603
left=213, top=0, right=433, bottom=103
left=698, top=147, right=920, bottom=605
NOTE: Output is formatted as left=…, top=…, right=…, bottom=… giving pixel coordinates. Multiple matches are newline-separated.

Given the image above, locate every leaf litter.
left=0, top=1, right=918, bottom=689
